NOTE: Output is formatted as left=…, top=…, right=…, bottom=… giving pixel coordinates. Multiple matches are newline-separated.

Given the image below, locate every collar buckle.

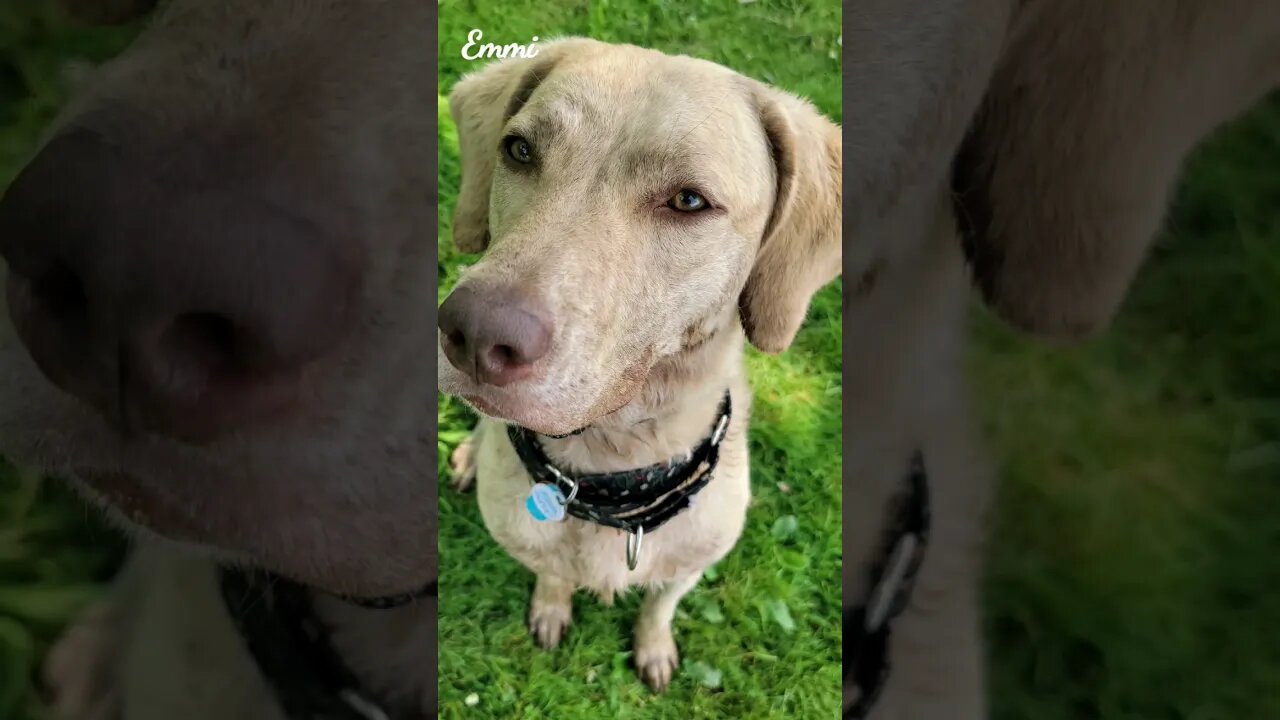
left=710, top=412, right=730, bottom=446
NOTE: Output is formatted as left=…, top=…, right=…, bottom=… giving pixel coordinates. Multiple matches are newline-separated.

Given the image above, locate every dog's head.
left=438, top=39, right=842, bottom=435
left=0, top=0, right=434, bottom=598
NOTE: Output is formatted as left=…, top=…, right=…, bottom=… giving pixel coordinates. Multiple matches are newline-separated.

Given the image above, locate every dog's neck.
left=538, top=307, right=745, bottom=474
left=841, top=201, right=975, bottom=597
left=303, top=590, right=437, bottom=716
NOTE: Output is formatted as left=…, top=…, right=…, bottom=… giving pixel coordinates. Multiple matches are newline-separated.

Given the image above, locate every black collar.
left=844, top=451, right=931, bottom=720
left=219, top=567, right=436, bottom=720
left=506, top=390, right=732, bottom=539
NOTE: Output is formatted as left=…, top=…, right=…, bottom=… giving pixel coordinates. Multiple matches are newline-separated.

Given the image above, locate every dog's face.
left=439, top=40, right=842, bottom=435
left=0, top=0, right=435, bottom=598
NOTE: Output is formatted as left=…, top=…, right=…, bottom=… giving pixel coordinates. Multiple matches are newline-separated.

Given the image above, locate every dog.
left=0, top=1, right=437, bottom=718
left=0, top=1, right=1277, bottom=719
left=436, top=38, right=842, bottom=691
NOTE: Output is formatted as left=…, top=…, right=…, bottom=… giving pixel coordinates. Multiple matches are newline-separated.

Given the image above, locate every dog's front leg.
left=42, top=546, right=150, bottom=720
left=43, top=596, right=122, bottom=720
left=528, top=573, right=575, bottom=650
left=633, top=573, right=701, bottom=692
left=447, top=431, right=478, bottom=492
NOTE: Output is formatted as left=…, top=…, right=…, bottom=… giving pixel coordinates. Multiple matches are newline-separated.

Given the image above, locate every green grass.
left=0, top=2, right=1278, bottom=720
left=436, top=2, right=842, bottom=718
left=976, top=96, right=1280, bottom=719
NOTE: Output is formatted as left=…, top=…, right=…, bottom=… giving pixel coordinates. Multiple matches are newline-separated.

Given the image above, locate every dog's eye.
left=668, top=190, right=708, bottom=212
left=504, top=135, right=535, bottom=164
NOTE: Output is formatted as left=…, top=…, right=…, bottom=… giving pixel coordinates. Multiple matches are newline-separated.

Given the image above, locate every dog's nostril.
left=488, top=344, right=518, bottom=366
left=31, top=264, right=88, bottom=318
left=446, top=330, right=466, bottom=349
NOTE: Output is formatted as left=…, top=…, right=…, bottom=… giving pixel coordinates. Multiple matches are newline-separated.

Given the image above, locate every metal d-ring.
left=543, top=463, right=579, bottom=504
left=626, top=525, right=645, bottom=571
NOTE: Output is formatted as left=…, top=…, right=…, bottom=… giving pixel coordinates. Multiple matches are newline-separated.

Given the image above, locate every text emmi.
left=461, top=29, right=541, bottom=61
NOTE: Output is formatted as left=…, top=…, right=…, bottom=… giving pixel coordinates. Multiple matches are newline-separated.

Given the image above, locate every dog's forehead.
left=521, top=50, right=762, bottom=159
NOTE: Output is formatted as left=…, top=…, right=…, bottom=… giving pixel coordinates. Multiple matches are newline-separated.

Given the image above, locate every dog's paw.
left=43, top=599, right=120, bottom=720
left=528, top=598, right=572, bottom=650
left=634, top=626, right=679, bottom=692
left=449, top=436, right=477, bottom=492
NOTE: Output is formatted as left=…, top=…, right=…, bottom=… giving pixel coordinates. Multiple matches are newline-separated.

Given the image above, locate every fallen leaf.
left=771, top=515, right=799, bottom=540
left=765, top=599, right=796, bottom=634
left=683, top=659, right=723, bottom=689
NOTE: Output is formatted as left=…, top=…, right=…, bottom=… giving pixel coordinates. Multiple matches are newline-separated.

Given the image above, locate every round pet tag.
left=525, top=482, right=567, bottom=523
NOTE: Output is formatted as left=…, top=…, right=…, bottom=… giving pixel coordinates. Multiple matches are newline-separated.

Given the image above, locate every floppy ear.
left=447, top=39, right=596, bottom=254
left=953, top=1, right=1280, bottom=339
left=738, top=84, right=843, bottom=353
left=55, top=0, right=157, bottom=24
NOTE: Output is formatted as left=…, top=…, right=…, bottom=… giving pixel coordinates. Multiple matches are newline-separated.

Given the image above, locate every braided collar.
left=507, top=390, right=732, bottom=536
left=844, top=451, right=931, bottom=719
left=220, top=568, right=436, bottom=720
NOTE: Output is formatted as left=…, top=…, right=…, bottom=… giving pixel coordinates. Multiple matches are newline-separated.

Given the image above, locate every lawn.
left=976, top=95, right=1280, bottom=719
left=0, top=2, right=1277, bottom=720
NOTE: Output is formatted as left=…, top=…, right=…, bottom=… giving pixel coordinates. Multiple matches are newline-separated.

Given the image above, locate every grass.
left=436, top=2, right=842, bottom=718
left=976, top=96, right=1280, bottom=719
left=0, top=2, right=1276, bottom=720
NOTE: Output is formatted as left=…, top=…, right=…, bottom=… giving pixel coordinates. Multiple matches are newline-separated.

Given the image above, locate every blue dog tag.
left=526, top=483, right=567, bottom=522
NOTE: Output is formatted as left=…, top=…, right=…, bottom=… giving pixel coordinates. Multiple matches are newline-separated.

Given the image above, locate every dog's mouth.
left=75, top=466, right=211, bottom=543
left=446, top=346, right=657, bottom=436
left=82, top=466, right=439, bottom=607
left=67, top=460, right=435, bottom=599
left=457, top=390, right=586, bottom=436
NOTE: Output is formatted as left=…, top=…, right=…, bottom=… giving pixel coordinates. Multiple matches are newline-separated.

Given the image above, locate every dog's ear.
left=738, top=84, right=843, bottom=354
left=953, top=2, right=1280, bottom=339
left=54, top=0, right=157, bottom=24
left=448, top=39, right=594, bottom=254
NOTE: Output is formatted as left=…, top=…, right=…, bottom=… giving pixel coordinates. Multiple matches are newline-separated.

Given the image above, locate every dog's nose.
left=438, top=284, right=552, bottom=387
left=0, top=129, right=362, bottom=442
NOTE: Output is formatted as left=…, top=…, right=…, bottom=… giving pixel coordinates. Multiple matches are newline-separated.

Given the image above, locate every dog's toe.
left=634, top=629, right=679, bottom=692
left=449, top=437, right=477, bottom=492
left=529, top=601, right=571, bottom=650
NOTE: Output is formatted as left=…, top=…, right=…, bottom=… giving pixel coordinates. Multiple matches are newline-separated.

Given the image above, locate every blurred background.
left=0, top=7, right=134, bottom=720
left=0, top=1, right=1277, bottom=719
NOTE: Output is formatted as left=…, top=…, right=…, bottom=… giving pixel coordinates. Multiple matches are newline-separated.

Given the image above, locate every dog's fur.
left=437, top=38, right=841, bottom=690
left=0, top=0, right=1274, bottom=718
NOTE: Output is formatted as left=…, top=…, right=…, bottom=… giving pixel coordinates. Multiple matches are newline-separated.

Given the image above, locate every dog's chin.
left=1, top=385, right=433, bottom=600
left=440, top=346, right=659, bottom=435
left=459, top=392, right=594, bottom=436
left=443, top=373, right=646, bottom=437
